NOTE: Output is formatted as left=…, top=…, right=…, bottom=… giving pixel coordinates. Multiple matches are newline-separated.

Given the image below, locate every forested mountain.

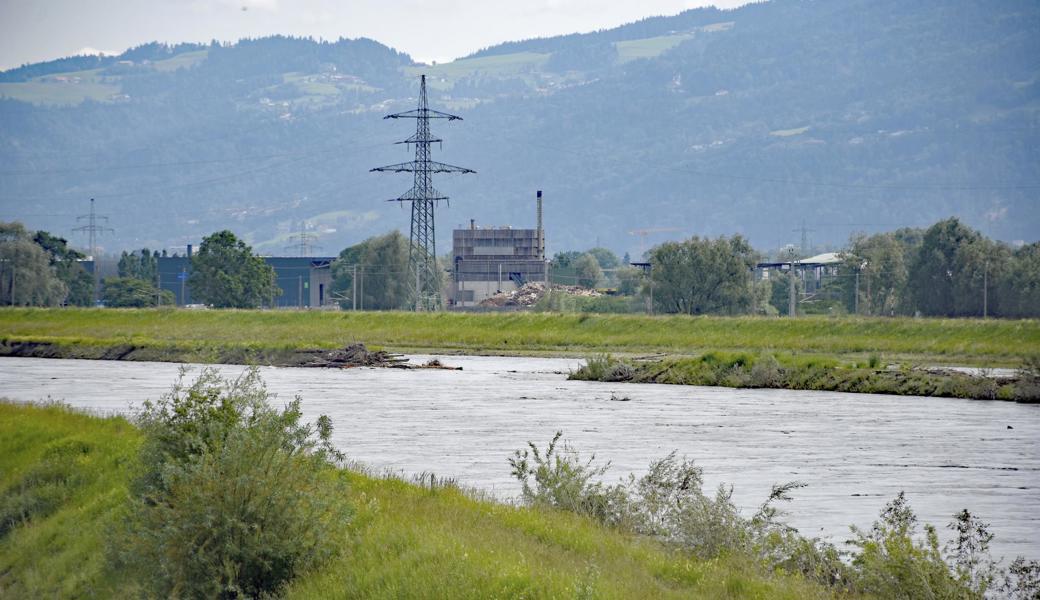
left=0, top=0, right=1037, bottom=258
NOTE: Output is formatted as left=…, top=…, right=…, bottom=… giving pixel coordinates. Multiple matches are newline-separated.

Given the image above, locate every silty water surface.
left=2, top=355, right=1036, bottom=561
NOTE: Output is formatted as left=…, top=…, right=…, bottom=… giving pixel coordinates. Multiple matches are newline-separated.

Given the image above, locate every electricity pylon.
left=285, top=221, right=322, bottom=257
left=371, top=74, right=474, bottom=311
left=72, top=198, right=113, bottom=304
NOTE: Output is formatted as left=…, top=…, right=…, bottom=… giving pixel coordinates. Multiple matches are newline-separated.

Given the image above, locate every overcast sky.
left=0, top=0, right=749, bottom=71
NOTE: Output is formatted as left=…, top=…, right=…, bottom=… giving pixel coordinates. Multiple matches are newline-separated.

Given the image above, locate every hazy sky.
left=0, top=0, right=749, bottom=71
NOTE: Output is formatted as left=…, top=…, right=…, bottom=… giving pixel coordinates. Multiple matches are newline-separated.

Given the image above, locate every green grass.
left=0, top=402, right=138, bottom=597
left=150, top=49, right=208, bottom=72
left=403, top=52, right=550, bottom=89
left=1, top=307, right=1037, bottom=366
left=0, top=68, right=119, bottom=105
left=0, top=401, right=839, bottom=599
left=616, top=33, right=696, bottom=63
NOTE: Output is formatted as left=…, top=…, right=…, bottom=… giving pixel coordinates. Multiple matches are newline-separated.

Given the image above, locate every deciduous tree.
left=188, top=230, right=278, bottom=308
left=649, top=235, right=758, bottom=315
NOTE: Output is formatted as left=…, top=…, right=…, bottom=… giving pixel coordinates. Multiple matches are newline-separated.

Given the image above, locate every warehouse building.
left=155, top=249, right=335, bottom=308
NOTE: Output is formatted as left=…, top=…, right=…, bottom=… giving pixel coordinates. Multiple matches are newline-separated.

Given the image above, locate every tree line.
left=2, top=218, right=1036, bottom=318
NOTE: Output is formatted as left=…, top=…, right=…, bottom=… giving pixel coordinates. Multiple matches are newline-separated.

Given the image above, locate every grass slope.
left=1, top=307, right=1037, bottom=365
left=0, top=402, right=836, bottom=599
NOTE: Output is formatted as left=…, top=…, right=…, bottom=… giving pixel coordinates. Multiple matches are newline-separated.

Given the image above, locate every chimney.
left=536, top=190, right=544, bottom=259
left=470, top=219, right=475, bottom=230
left=187, top=244, right=193, bottom=258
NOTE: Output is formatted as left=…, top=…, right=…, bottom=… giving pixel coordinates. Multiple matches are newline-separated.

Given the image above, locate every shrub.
left=748, top=354, right=784, bottom=388
left=606, top=361, right=636, bottom=382
left=1002, top=557, right=1040, bottom=599
left=848, top=492, right=979, bottom=598
left=508, top=431, right=629, bottom=527
left=114, top=367, right=351, bottom=598
left=509, top=434, right=1040, bottom=599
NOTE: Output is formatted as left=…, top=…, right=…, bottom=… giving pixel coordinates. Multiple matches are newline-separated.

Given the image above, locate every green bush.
left=510, top=434, right=1040, bottom=599
left=114, top=367, right=351, bottom=598
left=748, top=354, right=784, bottom=388
left=508, top=431, right=629, bottom=528
left=848, top=492, right=980, bottom=598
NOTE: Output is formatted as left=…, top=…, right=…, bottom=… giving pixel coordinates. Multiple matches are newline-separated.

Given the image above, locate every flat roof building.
left=452, top=191, right=547, bottom=308
left=156, top=255, right=335, bottom=308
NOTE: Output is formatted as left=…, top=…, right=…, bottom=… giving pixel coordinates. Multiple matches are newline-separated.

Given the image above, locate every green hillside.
left=1, top=0, right=1037, bottom=258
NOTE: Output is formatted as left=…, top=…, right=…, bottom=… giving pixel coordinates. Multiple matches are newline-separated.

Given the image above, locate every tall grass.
left=3, top=307, right=1038, bottom=364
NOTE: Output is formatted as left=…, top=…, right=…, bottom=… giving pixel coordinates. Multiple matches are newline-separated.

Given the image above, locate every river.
left=2, top=355, right=1037, bottom=561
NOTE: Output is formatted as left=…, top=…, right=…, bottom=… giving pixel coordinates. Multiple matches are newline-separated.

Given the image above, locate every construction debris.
left=478, top=282, right=603, bottom=307
left=479, top=282, right=547, bottom=307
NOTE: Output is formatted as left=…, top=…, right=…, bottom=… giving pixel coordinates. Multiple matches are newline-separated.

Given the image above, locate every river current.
left=2, top=355, right=1037, bottom=561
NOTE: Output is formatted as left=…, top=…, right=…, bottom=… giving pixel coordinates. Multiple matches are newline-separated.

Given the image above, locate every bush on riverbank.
left=510, top=432, right=1040, bottom=599
left=0, top=395, right=834, bottom=599
left=570, top=353, right=1040, bottom=402
left=112, top=368, right=351, bottom=598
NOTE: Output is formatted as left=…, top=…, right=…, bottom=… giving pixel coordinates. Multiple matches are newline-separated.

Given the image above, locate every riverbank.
left=570, top=353, right=1040, bottom=403
left=3, top=307, right=1038, bottom=401
left=2, top=307, right=1037, bottom=364
left=0, top=400, right=835, bottom=599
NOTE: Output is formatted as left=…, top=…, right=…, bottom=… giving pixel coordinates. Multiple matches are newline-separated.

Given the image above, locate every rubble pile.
left=478, top=282, right=603, bottom=308
left=479, top=282, right=549, bottom=307
left=552, top=285, right=602, bottom=298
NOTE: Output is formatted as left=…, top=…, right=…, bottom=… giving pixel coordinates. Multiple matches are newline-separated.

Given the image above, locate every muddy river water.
left=2, top=355, right=1037, bottom=561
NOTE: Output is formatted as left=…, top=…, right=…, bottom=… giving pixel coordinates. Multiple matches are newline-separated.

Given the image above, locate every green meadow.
left=1, top=307, right=1037, bottom=366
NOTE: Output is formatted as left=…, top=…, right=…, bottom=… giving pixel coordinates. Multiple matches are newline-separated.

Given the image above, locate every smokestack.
left=536, top=190, right=544, bottom=260
left=470, top=219, right=475, bottom=230
left=536, top=190, right=543, bottom=233
left=187, top=244, right=193, bottom=258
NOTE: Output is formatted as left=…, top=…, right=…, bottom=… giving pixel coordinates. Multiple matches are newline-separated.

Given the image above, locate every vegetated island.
left=1, top=307, right=1038, bottom=401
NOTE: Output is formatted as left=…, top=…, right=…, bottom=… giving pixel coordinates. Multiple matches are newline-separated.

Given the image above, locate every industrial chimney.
left=536, top=190, right=544, bottom=260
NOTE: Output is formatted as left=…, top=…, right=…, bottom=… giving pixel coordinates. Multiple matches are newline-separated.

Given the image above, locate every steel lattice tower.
left=372, top=75, right=474, bottom=310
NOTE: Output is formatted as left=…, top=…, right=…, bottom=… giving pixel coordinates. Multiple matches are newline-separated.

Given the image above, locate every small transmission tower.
left=73, top=198, right=114, bottom=304
left=284, top=221, right=322, bottom=257
left=371, top=74, right=474, bottom=311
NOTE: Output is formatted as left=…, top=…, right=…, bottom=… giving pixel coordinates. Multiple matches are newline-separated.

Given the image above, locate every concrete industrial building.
left=451, top=191, right=547, bottom=308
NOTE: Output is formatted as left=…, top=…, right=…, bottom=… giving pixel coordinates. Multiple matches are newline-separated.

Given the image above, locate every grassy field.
left=0, top=68, right=120, bottom=105
left=403, top=52, right=550, bottom=90
left=1, top=307, right=1037, bottom=366
left=0, top=401, right=836, bottom=599
left=615, top=32, right=697, bottom=63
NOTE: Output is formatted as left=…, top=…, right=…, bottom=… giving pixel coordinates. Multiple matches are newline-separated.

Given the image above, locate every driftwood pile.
left=304, top=343, right=460, bottom=371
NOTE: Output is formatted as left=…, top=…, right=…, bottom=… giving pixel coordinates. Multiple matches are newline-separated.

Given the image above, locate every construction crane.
left=628, top=227, right=681, bottom=258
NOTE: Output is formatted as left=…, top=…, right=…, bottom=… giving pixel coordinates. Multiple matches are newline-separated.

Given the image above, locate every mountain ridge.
left=0, top=0, right=1036, bottom=258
